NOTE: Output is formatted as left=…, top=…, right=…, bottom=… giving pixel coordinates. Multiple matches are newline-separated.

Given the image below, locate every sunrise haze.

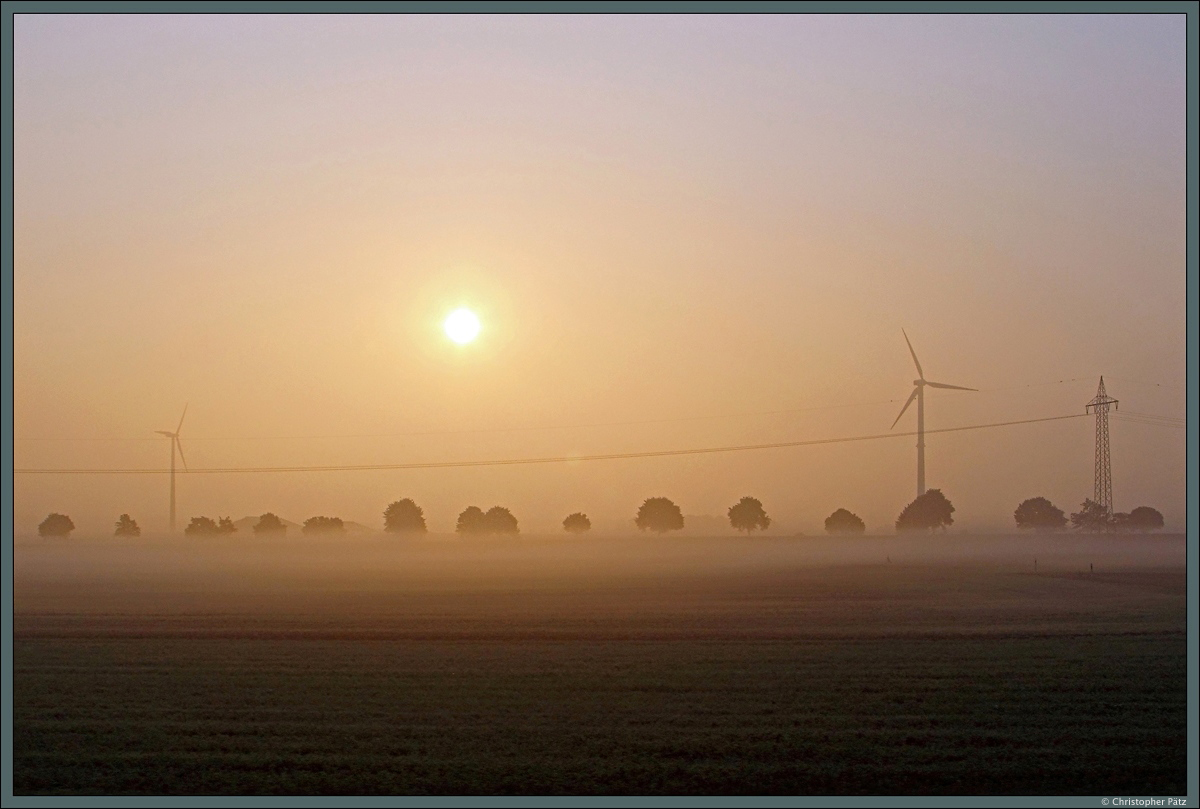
left=13, top=14, right=1186, bottom=535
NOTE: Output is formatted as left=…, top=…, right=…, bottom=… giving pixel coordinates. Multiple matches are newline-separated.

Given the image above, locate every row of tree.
left=34, top=493, right=1165, bottom=538
left=1013, top=497, right=1164, bottom=533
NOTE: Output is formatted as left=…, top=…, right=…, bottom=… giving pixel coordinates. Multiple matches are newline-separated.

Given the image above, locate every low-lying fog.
left=15, top=533, right=1185, bottom=640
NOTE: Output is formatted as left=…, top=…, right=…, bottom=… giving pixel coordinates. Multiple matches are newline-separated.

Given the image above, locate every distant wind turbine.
left=156, top=405, right=188, bottom=532
left=891, top=331, right=976, bottom=498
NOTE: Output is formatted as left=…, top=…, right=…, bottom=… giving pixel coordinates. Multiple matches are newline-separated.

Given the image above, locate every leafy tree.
left=825, top=508, right=866, bottom=535
left=1127, top=506, right=1164, bottom=532
left=635, top=497, right=684, bottom=534
left=253, top=513, right=287, bottom=535
left=38, top=513, right=75, bottom=538
left=1013, top=497, right=1068, bottom=532
left=1112, top=506, right=1164, bottom=533
left=302, top=516, right=345, bottom=535
left=728, top=497, right=771, bottom=534
left=1070, top=499, right=1110, bottom=533
left=895, top=489, right=955, bottom=532
left=456, top=506, right=487, bottom=535
left=184, top=516, right=220, bottom=536
left=562, top=512, right=591, bottom=534
left=485, top=506, right=519, bottom=535
left=384, top=498, right=427, bottom=533
left=114, top=514, right=141, bottom=537
left=218, top=516, right=237, bottom=534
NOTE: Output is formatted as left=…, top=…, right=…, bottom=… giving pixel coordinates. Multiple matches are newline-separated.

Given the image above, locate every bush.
left=114, top=514, right=141, bottom=537
left=456, top=506, right=519, bottom=535
left=384, top=499, right=427, bottom=533
left=38, top=513, right=75, bottom=537
left=253, top=513, right=287, bottom=535
left=825, top=508, right=866, bottom=535
left=184, top=517, right=220, bottom=536
left=302, top=516, right=345, bottom=535
left=635, top=497, right=684, bottom=534
left=562, top=512, right=591, bottom=534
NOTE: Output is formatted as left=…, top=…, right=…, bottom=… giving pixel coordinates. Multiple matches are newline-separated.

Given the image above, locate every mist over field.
left=14, top=532, right=1186, bottom=794
left=16, top=531, right=1186, bottom=644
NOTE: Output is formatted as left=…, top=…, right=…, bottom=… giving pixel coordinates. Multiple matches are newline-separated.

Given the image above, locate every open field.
left=14, top=533, right=1187, bottom=795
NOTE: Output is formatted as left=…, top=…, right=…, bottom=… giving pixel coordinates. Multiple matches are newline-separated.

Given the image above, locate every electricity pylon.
left=1085, top=378, right=1118, bottom=522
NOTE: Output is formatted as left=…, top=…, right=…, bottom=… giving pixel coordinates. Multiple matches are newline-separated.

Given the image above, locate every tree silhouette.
left=895, top=489, right=955, bottom=532
left=253, top=513, right=287, bottom=535
left=1112, top=506, right=1164, bottom=533
left=636, top=497, right=684, bottom=534
left=185, top=516, right=220, bottom=536
left=114, top=514, right=141, bottom=537
left=562, top=512, right=591, bottom=534
left=485, top=506, right=519, bottom=534
left=1127, top=506, right=1164, bottom=532
left=302, top=516, right=345, bottom=535
left=825, top=508, right=866, bottom=535
left=384, top=498, right=427, bottom=533
left=456, top=506, right=487, bottom=535
left=728, top=497, right=771, bottom=534
left=38, top=513, right=74, bottom=538
left=218, top=516, right=237, bottom=534
left=1013, top=497, right=1068, bottom=532
left=1070, top=499, right=1110, bottom=532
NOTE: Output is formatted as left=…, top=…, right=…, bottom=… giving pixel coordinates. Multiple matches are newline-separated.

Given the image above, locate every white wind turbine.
left=890, top=331, right=976, bottom=498
left=155, top=405, right=188, bottom=533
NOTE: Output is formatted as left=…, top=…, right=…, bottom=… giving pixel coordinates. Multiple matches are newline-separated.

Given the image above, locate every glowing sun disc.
left=444, top=308, right=481, bottom=344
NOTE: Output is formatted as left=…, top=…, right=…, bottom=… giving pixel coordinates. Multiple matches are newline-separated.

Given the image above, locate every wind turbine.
left=890, top=331, right=976, bottom=498
left=156, top=405, right=188, bottom=533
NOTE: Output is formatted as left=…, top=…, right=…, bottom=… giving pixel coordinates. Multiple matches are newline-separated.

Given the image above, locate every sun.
left=443, top=307, right=481, bottom=344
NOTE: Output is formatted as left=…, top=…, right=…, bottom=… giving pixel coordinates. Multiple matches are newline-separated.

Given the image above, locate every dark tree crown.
left=384, top=498, right=427, bottom=533
left=185, top=516, right=220, bottom=536
left=1013, top=497, right=1067, bottom=532
left=825, top=508, right=866, bottom=535
left=563, top=512, right=591, bottom=533
left=302, top=516, right=345, bottom=534
left=254, top=513, right=287, bottom=534
left=895, top=489, right=955, bottom=532
left=728, top=497, right=771, bottom=534
left=114, top=514, right=141, bottom=537
left=39, top=513, right=75, bottom=537
left=636, top=497, right=684, bottom=534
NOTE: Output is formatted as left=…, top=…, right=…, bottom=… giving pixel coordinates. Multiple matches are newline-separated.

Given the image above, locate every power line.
left=10, top=377, right=1109, bottom=443
left=13, top=412, right=1087, bottom=475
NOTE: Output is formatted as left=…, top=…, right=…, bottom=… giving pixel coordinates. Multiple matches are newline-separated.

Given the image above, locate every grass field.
left=13, top=533, right=1188, bottom=795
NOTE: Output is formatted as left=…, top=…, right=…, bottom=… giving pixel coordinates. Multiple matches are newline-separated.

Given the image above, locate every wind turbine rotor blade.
left=176, top=404, right=188, bottom=435
left=924, top=381, right=978, bottom=392
left=175, top=437, right=188, bottom=470
left=891, top=388, right=918, bottom=430
left=901, top=329, right=924, bottom=380
left=155, top=430, right=174, bottom=437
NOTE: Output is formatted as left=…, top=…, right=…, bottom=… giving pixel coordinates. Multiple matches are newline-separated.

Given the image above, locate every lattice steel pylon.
left=1085, top=377, right=1118, bottom=521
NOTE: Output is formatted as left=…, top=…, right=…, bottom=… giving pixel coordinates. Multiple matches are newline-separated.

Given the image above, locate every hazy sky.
left=13, top=14, right=1187, bottom=534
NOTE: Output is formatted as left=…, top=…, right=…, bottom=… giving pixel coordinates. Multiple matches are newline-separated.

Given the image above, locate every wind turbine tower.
left=891, top=331, right=977, bottom=498
left=155, top=405, right=189, bottom=532
left=1086, top=377, right=1118, bottom=520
